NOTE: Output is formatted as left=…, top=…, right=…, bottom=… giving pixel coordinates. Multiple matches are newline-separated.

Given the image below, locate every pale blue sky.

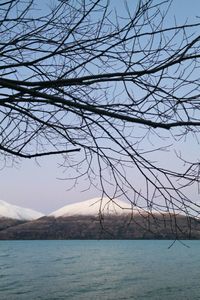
left=1, top=0, right=200, bottom=214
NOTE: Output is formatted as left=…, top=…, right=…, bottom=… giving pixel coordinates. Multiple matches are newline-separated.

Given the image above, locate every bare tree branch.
left=1, top=0, right=200, bottom=232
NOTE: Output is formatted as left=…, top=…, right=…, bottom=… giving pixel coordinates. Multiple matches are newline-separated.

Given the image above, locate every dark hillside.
left=0, top=213, right=200, bottom=240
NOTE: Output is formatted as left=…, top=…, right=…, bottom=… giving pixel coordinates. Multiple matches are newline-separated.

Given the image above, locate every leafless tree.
left=0, top=0, right=200, bottom=228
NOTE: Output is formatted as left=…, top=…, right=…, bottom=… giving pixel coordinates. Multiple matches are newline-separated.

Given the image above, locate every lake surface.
left=0, top=240, right=200, bottom=299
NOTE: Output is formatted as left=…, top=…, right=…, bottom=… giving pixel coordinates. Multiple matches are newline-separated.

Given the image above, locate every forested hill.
left=0, top=214, right=200, bottom=240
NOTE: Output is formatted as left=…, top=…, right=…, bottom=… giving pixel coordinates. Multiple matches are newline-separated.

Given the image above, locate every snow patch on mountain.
left=49, top=197, right=143, bottom=218
left=0, top=200, right=44, bottom=220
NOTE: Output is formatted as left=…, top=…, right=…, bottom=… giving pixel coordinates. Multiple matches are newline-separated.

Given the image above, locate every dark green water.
left=0, top=240, right=199, bottom=299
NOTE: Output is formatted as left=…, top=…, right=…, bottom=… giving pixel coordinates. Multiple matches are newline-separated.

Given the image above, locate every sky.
left=1, top=0, right=200, bottom=214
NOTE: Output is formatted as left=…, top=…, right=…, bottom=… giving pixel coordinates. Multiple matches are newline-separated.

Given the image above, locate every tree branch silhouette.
left=1, top=0, right=200, bottom=232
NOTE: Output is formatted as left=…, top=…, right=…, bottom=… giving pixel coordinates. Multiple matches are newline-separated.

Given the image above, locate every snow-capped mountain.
left=0, top=200, right=44, bottom=220
left=49, top=197, right=142, bottom=218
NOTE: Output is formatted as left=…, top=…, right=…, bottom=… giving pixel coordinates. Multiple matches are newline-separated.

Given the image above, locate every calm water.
left=0, top=240, right=200, bottom=300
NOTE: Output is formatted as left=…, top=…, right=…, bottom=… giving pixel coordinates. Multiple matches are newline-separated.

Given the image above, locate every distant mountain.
left=0, top=213, right=200, bottom=240
left=0, top=200, right=44, bottom=221
left=0, top=197, right=200, bottom=240
left=49, top=197, right=144, bottom=217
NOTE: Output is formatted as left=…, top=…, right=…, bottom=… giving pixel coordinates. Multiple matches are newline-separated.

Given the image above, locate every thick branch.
left=0, top=144, right=81, bottom=158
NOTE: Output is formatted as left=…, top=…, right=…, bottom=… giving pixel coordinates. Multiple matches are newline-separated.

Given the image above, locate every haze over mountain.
left=0, top=200, right=44, bottom=220
left=49, top=197, right=143, bottom=217
left=0, top=197, right=144, bottom=220
left=0, top=197, right=174, bottom=220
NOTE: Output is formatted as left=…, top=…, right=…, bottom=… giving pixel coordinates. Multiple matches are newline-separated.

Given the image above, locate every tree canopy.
left=1, top=0, right=200, bottom=223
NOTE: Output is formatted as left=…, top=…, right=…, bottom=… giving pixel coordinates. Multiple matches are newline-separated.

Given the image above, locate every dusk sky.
left=1, top=0, right=200, bottom=214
